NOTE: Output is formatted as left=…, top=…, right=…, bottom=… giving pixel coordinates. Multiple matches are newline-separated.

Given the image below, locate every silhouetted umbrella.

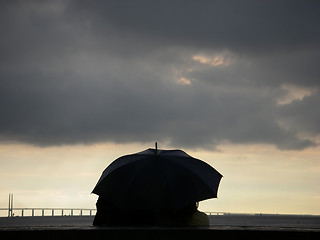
left=92, top=146, right=222, bottom=213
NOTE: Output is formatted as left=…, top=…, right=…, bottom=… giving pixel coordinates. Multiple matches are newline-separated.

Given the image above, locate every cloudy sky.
left=1, top=0, right=320, bottom=215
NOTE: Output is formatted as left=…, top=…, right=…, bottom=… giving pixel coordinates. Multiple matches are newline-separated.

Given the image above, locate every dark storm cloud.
left=280, top=92, right=320, bottom=135
left=0, top=0, right=319, bottom=150
left=72, top=0, right=320, bottom=52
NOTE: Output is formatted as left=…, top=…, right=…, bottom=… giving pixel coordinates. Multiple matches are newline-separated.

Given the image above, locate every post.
left=62, top=209, right=64, bottom=216
left=52, top=209, right=54, bottom=216
left=42, top=209, right=44, bottom=216
left=32, top=209, right=34, bottom=217
left=11, top=194, right=13, bottom=215
left=8, top=194, right=13, bottom=217
left=155, top=142, right=158, bottom=155
left=8, top=194, right=10, bottom=217
left=21, top=209, right=24, bottom=217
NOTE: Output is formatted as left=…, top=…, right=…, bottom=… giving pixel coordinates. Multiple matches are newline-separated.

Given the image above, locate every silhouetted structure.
left=8, top=194, right=13, bottom=217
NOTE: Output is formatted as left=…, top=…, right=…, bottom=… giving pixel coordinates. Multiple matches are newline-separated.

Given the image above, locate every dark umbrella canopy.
left=92, top=148, right=222, bottom=213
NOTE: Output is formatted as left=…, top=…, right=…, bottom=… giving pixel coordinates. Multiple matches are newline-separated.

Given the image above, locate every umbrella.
left=92, top=145, right=222, bottom=213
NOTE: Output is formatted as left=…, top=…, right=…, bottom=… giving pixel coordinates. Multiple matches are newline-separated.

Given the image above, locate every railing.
left=0, top=208, right=96, bottom=217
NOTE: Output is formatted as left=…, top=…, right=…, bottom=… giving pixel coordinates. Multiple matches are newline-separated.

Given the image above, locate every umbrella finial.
left=155, top=142, right=158, bottom=155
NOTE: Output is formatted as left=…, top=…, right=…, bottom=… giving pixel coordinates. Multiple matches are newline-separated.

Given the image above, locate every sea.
left=0, top=214, right=320, bottom=230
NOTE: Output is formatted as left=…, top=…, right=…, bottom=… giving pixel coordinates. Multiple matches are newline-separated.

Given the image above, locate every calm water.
left=0, top=214, right=319, bottom=230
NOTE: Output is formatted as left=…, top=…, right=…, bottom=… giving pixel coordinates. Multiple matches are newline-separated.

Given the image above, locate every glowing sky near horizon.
left=1, top=142, right=319, bottom=215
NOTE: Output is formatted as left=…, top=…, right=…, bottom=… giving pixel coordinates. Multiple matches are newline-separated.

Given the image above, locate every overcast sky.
left=1, top=0, right=319, bottom=150
left=1, top=0, right=320, bottom=214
